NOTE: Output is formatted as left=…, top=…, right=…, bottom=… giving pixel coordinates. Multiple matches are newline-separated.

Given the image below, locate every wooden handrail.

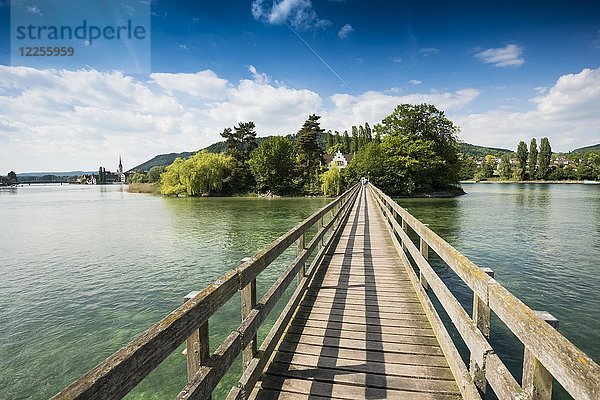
left=53, top=183, right=360, bottom=400
left=369, top=184, right=600, bottom=400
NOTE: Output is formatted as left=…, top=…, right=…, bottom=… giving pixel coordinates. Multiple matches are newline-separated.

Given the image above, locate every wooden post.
left=241, top=279, right=257, bottom=369
left=318, top=216, right=324, bottom=248
left=522, top=311, right=559, bottom=400
left=469, top=267, right=494, bottom=398
left=183, top=291, right=210, bottom=384
left=419, top=229, right=429, bottom=291
left=297, top=232, right=305, bottom=283
left=401, top=219, right=408, bottom=252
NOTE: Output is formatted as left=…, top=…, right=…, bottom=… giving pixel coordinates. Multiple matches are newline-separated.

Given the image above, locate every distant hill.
left=131, top=138, right=514, bottom=172
left=129, top=135, right=297, bottom=172
left=17, top=171, right=95, bottom=177
left=572, top=144, right=600, bottom=153
left=458, top=143, right=513, bottom=158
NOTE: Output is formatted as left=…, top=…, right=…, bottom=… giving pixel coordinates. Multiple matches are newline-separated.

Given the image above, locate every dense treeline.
left=460, top=137, right=600, bottom=181
left=131, top=103, right=463, bottom=197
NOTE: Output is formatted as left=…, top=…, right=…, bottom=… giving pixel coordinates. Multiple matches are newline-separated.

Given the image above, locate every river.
left=0, top=183, right=598, bottom=399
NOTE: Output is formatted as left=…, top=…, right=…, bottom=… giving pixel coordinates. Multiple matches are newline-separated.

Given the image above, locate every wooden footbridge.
left=55, top=184, right=599, bottom=400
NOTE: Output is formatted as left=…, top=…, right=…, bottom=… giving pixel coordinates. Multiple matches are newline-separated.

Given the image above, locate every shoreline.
left=460, top=180, right=599, bottom=185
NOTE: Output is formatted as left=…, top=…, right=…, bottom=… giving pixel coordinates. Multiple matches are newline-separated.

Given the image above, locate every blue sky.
left=0, top=0, right=599, bottom=171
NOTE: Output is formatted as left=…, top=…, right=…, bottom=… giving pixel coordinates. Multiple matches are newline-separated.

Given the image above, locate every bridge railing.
left=370, top=183, right=600, bottom=400
left=53, top=183, right=361, bottom=400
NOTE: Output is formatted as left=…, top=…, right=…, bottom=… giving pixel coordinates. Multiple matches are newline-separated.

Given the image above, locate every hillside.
left=572, top=143, right=600, bottom=153
left=131, top=138, right=513, bottom=172
left=458, top=143, right=512, bottom=158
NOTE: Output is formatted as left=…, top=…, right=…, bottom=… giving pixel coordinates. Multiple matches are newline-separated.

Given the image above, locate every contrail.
left=286, top=23, right=355, bottom=95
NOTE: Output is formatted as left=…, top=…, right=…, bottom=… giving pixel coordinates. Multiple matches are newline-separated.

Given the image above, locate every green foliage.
left=147, top=166, right=166, bottom=183
left=342, top=131, right=350, bottom=153
left=7, top=171, right=17, bottom=184
left=322, top=165, right=342, bottom=196
left=343, top=142, right=385, bottom=187
left=249, top=136, right=295, bottom=195
left=529, top=138, right=538, bottom=178
left=475, top=155, right=495, bottom=180
left=160, top=152, right=235, bottom=196
left=374, top=103, right=461, bottom=194
left=128, top=171, right=148, bottom=183
left=537, top=137, right=552, bottom=179
left=458, top=143, right=512, bottom=158
left=221, top=121, right=258, bottom=162
left=295, top=114, right=324, bottom=180
left=350, top=127, right=358, bottom=153
left=516, top=141, right=528, bottom=180
left=459, top=158, right=477, bottom=180
left=499, top=154, right=512, bottom=180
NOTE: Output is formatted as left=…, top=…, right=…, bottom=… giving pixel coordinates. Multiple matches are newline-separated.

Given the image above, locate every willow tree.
left=322, top=165, right=342, bottom=196
left=160, top=152, right=235, bottom=196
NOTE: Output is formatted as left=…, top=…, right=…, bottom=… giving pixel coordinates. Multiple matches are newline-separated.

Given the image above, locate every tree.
left=295, top=114, right=324, bottom=179
left=326, top=130, right=334, bottom=150
left=7, top=171, right=17, bottom=184
left=334, top=131, right=341, bottom=147
left=350, top=128, right=359, bottom=153
left=249, top=136, right=295, bottom=195
left=342, top=131, right=350, bottom=153
left=476, top=156, right=495, bottom=180
left=147, top=166, right=166, bottom=183
left=516, top=141, right=528, bottom=180
left=537, top=137, right=552, bottom=180
left=322, top=165, right=342, bottom=196
left=529, top=138, right=538, bottom=179
left=358, top=125, right=366, bottom=149
left=160, top=152, right=235, bottom=196
left=128, top=171, right=148, bottom=183
left=376, top=103, right=461, bottom=193
left=220, top=122, right=257, bottom=161
left=458, top=158, right=477, bottom=180
left=499, top=154, right=512, bottom=180
left=364, top=122, right=373, bottom=142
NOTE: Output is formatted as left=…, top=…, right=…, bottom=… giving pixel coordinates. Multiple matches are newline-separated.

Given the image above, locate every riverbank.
left=461, top=180, right=599, bottom=184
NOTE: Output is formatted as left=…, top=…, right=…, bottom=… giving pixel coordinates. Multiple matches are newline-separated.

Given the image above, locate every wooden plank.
left=370, top=187, right=481, bottom=400
left=300, top=301, right=425, bottom=315
left=291, top=310, right=432, bottom=329
left=276, top=341, right=449, bottom=367
left=265, top=362, right=460, bottom=394
left=257, top=376, right=461, bottom=400
left=270, top=351, right=455, bottom=380
left=522, top=311, right=559, bottom=400
left=288, top=317, right=436, bottom=338
left=242, top=280, right=257, bottom=368
left=280, top=332, right=444, bottom=356
left=285, top=325, right=440, bottom=346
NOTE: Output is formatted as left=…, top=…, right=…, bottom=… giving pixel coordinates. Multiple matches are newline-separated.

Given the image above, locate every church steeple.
left=118, top=155, right=123, bottom=174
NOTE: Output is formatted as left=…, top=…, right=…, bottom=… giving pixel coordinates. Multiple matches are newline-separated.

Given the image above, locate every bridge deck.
left=252, top=187, right=461, bottom=399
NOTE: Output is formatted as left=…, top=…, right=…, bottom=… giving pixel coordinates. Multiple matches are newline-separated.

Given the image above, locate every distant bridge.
left=54, top=183, right=599, bottom=400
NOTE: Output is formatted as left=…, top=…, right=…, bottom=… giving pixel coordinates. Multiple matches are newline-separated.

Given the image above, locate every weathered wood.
left=522, top=311, right=559, bottom=400
left=177, top=331, right=242, bottom=400
left=470, top=267, right=494, bottom=398
left=184, top=291, right=202, bottom=381
left=241, top=280, right=257, bottom=368
left=489, top=281, right=600, bottom=400
left=419, top=235, right=430, bottom=291
left=53, top=269, right=239, bottom=400
left=485, top=353, right=524, bottom=400
left=296, top=233, right=305, bottom=283
left=371, top=189, right=481, bottom=400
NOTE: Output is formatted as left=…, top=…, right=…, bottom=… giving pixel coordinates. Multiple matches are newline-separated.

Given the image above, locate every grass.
left=127, top=182, right=160, bottom=194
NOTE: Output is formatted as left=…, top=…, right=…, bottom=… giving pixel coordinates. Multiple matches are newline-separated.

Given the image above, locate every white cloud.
left=408, top=80, right=422, bottom=86
left=26, top=5, right=42, bottom=15
left=419, top=47, right=439, bottom=56
left=392, top=57, right=403, bottom=64
left=150, top=70, right=229, bottom=100
left=338, top=24, right=354, bottom=39
left=251, top=0, right=330, bottom=30
left=453, top=67, right=600, bottom=150
left=475, top=44, right=525, bottom=67
left=1, top=65, right=597, bottom=172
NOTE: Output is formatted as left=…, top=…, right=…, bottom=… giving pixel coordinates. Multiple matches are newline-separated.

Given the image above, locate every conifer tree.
left=295, top=114, right=324, bottom=177
left=342, top=131, right=350, bottom=153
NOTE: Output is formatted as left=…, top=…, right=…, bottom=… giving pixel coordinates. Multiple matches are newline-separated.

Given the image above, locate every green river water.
left=0, top=183, right=598, bottom=399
